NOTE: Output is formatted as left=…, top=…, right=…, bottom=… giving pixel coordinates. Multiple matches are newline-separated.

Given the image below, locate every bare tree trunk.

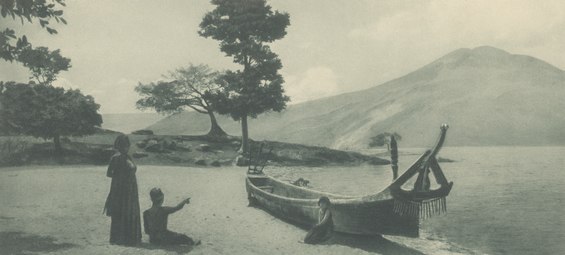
left=206, top=111, right=227, bottom=137
left=239, top=115, right=249, bottom=155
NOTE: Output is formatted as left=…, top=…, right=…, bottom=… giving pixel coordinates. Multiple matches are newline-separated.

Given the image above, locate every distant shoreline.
left=0, top=133, right=390, bottom=168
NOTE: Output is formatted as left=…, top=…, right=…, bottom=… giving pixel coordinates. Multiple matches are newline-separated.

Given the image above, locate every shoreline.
left=0, top=134, right=390, bottom=168
left=0, top=165, right=476, bottom=255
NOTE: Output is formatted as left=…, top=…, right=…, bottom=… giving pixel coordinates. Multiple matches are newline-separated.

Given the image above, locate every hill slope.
left=148, top=46, right=565, bottom=148
left=101, top=113, right=164, bottom=134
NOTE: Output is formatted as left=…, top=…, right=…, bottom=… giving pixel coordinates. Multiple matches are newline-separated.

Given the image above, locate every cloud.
left=351, top=0, right=564, bottom=44
left=284, top=66, right=340, bottom=104
left=297, top=42, right=313, bottom=49
left=88, top=78, right=142, bottom=114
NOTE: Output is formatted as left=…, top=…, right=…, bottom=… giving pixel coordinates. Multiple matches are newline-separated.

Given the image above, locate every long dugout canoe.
left=246, top=124, right=453, bottom=238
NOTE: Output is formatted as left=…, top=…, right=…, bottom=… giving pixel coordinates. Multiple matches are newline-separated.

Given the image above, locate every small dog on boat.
left=291, top=178, right=310, bottom=187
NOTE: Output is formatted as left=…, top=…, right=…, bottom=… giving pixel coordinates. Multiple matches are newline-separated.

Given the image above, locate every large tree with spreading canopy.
left=0, top=82, right=102, bottom=154
left=199, top=0, right=290, bottom=154
left=135, top=64, right=227, bottom=137
left=0, top=1, right=102, bottom=155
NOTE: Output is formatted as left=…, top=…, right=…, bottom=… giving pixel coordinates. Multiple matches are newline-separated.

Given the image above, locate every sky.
left=1, top=0, right=564, bottom=114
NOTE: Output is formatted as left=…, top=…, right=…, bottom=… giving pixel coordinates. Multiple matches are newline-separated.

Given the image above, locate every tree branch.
left=187, top=105, right=209, bottom=114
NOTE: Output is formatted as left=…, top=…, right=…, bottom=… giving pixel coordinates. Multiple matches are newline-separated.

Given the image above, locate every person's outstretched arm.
left=165, top=198, right=191, bottom=214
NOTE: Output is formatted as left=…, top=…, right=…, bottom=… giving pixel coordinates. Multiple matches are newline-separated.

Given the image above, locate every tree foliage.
left=0, top=82, right=102, bottom=153
left=0, top=0, right=66, bottom=62
left=18, top=46, right=71, bottom=85
left=199, top=0, right=290, bottom=153
left=135, top=64, right=227, bottom=136
left=136, top=64, right=219, bottom=114
left=0, top=1, right=96, bottom=155
left=369, top=132, right=402, bottom=149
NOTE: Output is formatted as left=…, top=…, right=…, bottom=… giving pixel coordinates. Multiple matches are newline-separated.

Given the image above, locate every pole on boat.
left=390, top=135, right=399, bottom=180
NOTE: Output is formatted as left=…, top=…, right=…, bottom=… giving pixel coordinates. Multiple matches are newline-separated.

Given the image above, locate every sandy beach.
left=0, top=165, right=471, bottom=255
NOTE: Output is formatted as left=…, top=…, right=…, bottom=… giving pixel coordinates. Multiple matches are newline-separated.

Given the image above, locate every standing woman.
left=104, top=134, right=142, bottom=246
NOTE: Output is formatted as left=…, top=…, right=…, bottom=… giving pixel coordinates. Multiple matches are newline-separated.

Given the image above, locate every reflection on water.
left=265, top=147, right=565, bottom=255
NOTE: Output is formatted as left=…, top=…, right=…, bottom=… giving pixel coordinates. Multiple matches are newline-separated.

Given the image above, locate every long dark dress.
left=304, top=208, right=333, bottom=244
left=104, top=152, right=142, bottom=245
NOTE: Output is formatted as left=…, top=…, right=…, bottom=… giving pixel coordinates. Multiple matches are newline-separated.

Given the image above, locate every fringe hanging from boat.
left=393, top=197, right=447, bottom=219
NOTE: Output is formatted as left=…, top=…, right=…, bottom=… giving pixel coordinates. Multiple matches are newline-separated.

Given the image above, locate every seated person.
left=143, top=188, right=200, bottom=246
left=304, top=196, right=333, bottom=244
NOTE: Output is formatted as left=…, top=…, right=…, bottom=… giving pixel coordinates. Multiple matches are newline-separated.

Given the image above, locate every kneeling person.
left=304, top=196, right=333, bottom=244
left=143, top=188, right=200, bottom=246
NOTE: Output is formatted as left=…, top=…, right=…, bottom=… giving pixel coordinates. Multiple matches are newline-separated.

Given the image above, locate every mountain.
left=101, top=113, right=164, bottom=134
left=147, top=46, right=565, bottom=148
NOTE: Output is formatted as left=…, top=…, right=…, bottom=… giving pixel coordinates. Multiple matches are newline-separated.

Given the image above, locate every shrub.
left=0, top=138, right=30, bottom=166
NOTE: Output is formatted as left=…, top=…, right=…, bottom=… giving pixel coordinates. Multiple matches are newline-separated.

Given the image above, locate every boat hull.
left=245, top=125, right=455, bottom=238
left=246, top=175, right=420, bottom=237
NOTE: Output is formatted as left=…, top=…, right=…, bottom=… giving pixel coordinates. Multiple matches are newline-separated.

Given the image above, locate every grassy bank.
left=0, top=131, right=389, bottom=168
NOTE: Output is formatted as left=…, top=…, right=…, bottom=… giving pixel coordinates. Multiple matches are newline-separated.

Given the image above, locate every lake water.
left=265, top=147, right=565, bottom=255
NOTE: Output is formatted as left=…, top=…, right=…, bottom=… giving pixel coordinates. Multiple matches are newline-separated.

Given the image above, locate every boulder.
left=175, top=143, right=192, bottom=152
left=231, top=140, right=241, bottom=147
left=167, top=156, right=182, bottom=163
left=145, top=139, right=159, bottom=147
left=199, top=144, right=211, bottom=152
left=165, top=141, right=177, bottom=150
left=131, top=129, right=154, bottom=135
left=210, top=160, right=221, bottom=167
left=438, top=157, right=456, bottom=163
left=136, top=140, right=148, bottom=148
left=235, top=155, right=249, bottom=166
left=132, top=152, right=149, bottom=158
left=145, top=140, right=166, bottom=153
left=219, top=159, right=234, bottom=165
left=195, top=159, right=207, bottom=166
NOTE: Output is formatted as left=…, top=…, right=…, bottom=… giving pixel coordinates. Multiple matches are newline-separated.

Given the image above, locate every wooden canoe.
left=245, top=125, right=453, bottom=238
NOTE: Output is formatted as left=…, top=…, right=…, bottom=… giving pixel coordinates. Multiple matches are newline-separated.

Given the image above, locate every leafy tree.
left=369, top=132, right=402, bottom=151
left=135, top=64, right=227, bottom=137
left=18, top=46, right=71, bottom=85
left=0, top=82, right=102, bottom=154
left=0, top=1, right=92, bottom=157
left=1, top=1, right=70, bottom=86
left=1, top=0, right=66, bottom=62
left=199, top=0, right=290, bottom=154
